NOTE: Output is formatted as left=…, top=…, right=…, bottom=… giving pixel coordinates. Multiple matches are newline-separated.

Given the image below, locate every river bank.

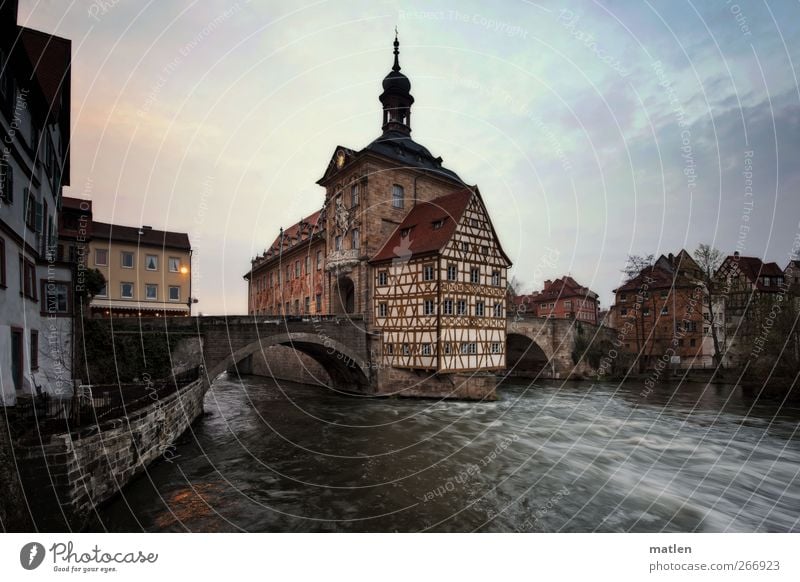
left=87, top=374, right=800, bottom=532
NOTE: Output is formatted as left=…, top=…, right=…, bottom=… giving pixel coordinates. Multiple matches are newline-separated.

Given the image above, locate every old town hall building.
left=245, top=35, right=511, bottom=393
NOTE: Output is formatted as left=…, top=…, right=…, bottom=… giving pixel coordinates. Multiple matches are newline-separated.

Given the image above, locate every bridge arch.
left=206, top=332, right=370, bottom=392
left=505, top=332, right=554, bottom=378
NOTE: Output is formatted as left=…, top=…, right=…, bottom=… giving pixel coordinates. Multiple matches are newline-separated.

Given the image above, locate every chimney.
left=734, top=251, right=740, bottom=258
left=544, top=279, right=552, bottom=289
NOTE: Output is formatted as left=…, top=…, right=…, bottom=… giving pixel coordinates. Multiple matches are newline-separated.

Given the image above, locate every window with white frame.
left=95, top=248, right=108, bottom=266
left=121, top=251, right=134, bottom=268
left=424, top=299, right=435, bottom=316
left=121, top=282, right=134, bottom=298
left=145, top=284, right=157, bottom=300
left=145, top=254, right=158, bottom=271
left=392, top=184, right=404, bottom=208
left=169, top=286, right=180, bottom=301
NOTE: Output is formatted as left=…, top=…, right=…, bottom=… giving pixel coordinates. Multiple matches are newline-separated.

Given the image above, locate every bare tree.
left=622, top=254, right=655, bottom=373
left=693, top=244, right=725, bottom=367
left=506, top=275, right=523, bottom=301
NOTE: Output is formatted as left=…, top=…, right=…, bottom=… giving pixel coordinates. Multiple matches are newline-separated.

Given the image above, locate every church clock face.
left=335, top=150, right=346, bottom=169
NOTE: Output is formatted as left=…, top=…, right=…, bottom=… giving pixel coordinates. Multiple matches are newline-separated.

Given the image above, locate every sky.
left=18, top=0, right=800, bottom=314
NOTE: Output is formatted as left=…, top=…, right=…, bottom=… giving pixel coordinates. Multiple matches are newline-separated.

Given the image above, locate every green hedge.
left=78, top=319, right=183, bottom=384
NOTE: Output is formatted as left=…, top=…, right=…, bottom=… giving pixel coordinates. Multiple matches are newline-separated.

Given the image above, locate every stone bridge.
left=102, top=315, right=372, bottom=392
left=505, top=315, right=613, bottom=379
left=91, top=314, right=612, bottom=397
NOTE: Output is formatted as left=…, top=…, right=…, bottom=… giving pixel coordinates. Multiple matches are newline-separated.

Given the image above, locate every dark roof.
left=19, top=28, right=71, bottom=119
left=785, top=260, right=800, bottom=271
left=363, top=130, right=464, bottom=183
left=614, top=265, right=694, bottom=293
left=92, top=221, right=191, bottom=251
left=370, top=189, right=473, bottom=263
left=719, top=255, right=784, bottom=291
left=655, top=249, right=701, bottom=277
left=61, top=196, right=91, bottom=210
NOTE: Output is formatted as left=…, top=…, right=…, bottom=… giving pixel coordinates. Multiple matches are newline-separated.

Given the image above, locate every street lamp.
left=185, top=249, right=195, bottom=316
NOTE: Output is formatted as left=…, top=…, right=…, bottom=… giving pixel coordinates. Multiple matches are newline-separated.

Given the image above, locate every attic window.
left=401, top=227, right=411, bottom=238
left=432, top=219, right=444, bottom=230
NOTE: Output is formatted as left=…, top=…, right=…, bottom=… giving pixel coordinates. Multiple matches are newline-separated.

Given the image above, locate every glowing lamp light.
left=180, top=266, right=189, bottom=274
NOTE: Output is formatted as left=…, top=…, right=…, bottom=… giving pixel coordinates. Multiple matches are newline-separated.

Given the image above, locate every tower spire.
left=379, top=28, right=414, bottom=135
left=393, top=27, right=400, bottom=72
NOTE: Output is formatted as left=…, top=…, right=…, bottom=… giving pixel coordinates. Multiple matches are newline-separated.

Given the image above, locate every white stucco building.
left=1, top=1, right=73, bottom=405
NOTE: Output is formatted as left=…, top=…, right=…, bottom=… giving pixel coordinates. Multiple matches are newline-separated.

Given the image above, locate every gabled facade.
left=515, top=276, right=600, bottom=323
left=1, top=4, right=73, bottom=404
left=370, top=188, right=511, bottom=372
left=713, top=252, right=787, bottom=367
left=608, top=250, right=712, bottom=370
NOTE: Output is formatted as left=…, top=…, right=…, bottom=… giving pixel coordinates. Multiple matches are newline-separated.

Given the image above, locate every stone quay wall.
left=16, top=376, right=209, bottom=531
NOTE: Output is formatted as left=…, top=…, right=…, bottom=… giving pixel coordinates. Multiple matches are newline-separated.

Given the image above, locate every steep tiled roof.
left=614, top=265, right=695, bottom=293
left=534, top=276, right=598, bottom=301
left=92, top=221, right=190, bottom=251
left=270, top=211, right=322, bottom=250
left=370, top=189, right=473, bottom=263
left=719, top=255, right=784, bottom=291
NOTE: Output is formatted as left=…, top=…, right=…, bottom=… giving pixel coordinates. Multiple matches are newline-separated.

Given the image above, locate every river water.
left=90, top=374, right=800, bottom=532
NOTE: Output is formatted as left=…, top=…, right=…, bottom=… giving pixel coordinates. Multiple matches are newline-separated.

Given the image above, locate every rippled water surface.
left=91, top=375, right=800, bottom=532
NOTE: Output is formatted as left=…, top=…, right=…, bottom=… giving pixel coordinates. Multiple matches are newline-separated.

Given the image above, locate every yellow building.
left=88, top=222, right=192, bottom=317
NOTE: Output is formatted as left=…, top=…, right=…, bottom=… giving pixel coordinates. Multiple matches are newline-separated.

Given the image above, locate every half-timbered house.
left=370, top=188, right=511, bottom=373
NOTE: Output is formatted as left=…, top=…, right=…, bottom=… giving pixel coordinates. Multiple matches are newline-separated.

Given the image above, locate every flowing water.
left=90, top=374, right=800, bottom=532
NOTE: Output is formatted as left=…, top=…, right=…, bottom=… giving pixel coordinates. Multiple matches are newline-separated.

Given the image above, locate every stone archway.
left=207, top=332, right=370, bottom=393
left=333, top=276, right=355, bottom=315
left=505, top=333, right=553, bottom=378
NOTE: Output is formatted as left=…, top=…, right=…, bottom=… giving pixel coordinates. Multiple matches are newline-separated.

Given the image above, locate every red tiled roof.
left=92, top=221, right=190, bottom=251
left=370, top=189, right=473, bottom=263
left=533, top=276, right=598, bottom=301
left=263, top=210, right=323, bottom=255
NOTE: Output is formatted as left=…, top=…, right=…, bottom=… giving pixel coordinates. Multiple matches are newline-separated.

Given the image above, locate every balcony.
left=325, top=249, right=360, bottom=272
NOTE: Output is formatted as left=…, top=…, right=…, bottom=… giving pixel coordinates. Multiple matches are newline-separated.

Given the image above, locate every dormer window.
left=401, top=227, right=411, bottom=238
left=432, top=219, right=444, bottom=230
